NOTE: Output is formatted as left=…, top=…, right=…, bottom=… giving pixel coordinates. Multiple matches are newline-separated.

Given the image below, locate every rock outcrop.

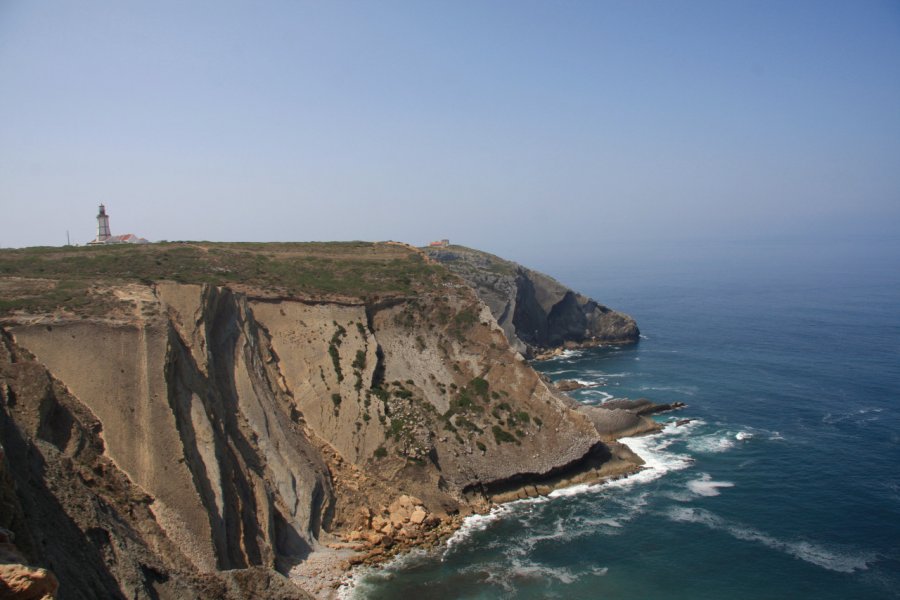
left=0, top=454, right=59, bottom=600
left=423, top=245, right=639, bottom=356
left=600, top=398, right=687, bottom=416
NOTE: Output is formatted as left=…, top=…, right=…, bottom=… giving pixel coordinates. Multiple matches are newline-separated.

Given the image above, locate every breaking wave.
left=686, top=431, right=737, bottom=454
left=686, top=473, right=735, bottom=497
left=610, top=422, right=697, bottom=488
left=665, top=507, right=877, bottom=573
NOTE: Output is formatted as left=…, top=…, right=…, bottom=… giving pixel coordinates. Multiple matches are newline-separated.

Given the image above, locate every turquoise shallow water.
left=345, top=241, right=900, bottom=599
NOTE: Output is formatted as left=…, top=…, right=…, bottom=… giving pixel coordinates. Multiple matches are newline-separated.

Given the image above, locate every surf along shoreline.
left=306, top=349, right=690, bottom=600
left=332, top=418, right=693, bottom=599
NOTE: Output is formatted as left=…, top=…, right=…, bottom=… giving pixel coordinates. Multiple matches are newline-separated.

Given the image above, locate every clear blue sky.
left=1, top=1, right=899, bottom=264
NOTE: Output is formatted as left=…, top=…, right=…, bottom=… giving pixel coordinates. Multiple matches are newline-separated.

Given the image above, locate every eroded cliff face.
left=7, top=283, right=333, bottom=577
left=0, top=267, right=639, bottom=598
left=424, top=245, right=640, bottom=356
left=0, top=328, right=313, bottom=600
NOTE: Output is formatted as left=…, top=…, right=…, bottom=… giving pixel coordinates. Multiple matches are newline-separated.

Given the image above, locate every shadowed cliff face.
left=424, top=246, right=640, bottom=356
left=0, top=329, right=315, bottom=600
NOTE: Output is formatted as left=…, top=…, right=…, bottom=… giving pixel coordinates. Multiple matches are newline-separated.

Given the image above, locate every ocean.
left=343, top=239, right=900, bottom=599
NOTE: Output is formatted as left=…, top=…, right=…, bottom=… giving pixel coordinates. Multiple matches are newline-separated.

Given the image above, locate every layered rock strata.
left=0, top=243, right=655, bottom=599
left=423, top=245, right=639, bottom=356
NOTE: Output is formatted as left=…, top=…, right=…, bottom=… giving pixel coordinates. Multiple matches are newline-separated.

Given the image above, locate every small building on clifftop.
left=87, top=204, right=150, bottom=245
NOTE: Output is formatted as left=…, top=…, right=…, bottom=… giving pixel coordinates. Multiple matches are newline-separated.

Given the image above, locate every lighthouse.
left=96, top=204, right=111, bottom=242
left=87, top=204, right=150, bottom=245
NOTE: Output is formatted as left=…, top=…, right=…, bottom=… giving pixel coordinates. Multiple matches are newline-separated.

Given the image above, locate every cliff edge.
left=423, top=245, right=639, bottom=357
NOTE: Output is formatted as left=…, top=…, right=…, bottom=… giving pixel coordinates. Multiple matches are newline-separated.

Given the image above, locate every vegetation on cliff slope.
left=0, top=240, right=652, bottom=599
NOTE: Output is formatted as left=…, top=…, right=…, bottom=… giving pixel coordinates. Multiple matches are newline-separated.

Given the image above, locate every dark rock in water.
left=676, top=418, right=694, bottom=427
left=555, top=379, right=587, bottom=392
left=576, top=405, right=662, bottom=440
left=424, top=245, right=639, bottom=357
left=602, top=398, right=686, bottom=416
left=577, top=398, right=688, bottom=439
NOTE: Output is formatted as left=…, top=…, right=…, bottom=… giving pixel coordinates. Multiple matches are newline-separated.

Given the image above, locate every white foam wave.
left=443, top=509, right=505, bottom=553
left=548, top=482, right=599, bottom=498
left=581, top=390, right=615, bottom=403
left=457, top=555, right=583, bottom=591
left=637, top=384, right=696, bottom=396
left=336, top=577, right=361, bottom=599
left=576, top=492, right=651, bottom=532
left=336, top=549, right=432, bottom=599
left=686, top=432, right=736, bottom=454
left=686, top=473, right=735, bottom=497
left=665, top=507, right=876, bottom=573
left=612, top=431, right=694, bottom=488
left=507, top=561, right=580, bottom=584
left=456, top=517, right=601, bottom=590
left=593, top=517, right=624, bottom=528
left=443, top=495, right=550, bottom=555
left=735, top=431, right=753, bottom=441
left=662, top=490, right=695, bottom=503
left=580, top=370, right=630, bottom=378
left=443, top=418, right=702, bottom=559
left=822, top=407, right=884, bottom=426
left=665, top=418, right=706, bottom=434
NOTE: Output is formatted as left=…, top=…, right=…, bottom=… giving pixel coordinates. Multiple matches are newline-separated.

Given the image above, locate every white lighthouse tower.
left=95, top=204, right=111, bottom=242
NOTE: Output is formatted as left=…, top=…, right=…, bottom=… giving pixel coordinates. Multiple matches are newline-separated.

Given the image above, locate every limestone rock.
left=0, top=242, right=646, bottom=598
left=555, top=379, right=586, bottom=391
left=424, top=245, right=639, bottom=356
left=0, top=564, right=58, bottom=600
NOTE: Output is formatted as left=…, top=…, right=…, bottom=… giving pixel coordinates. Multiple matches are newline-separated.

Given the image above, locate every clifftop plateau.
left=0, top=242, right=656, bottom=599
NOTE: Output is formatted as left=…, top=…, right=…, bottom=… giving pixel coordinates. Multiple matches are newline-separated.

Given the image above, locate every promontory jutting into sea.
left=0, top=226, right=690, bottom=597
left=2, top=1, right=898, bottom=597
left=3, top=214, right=897, bottom=598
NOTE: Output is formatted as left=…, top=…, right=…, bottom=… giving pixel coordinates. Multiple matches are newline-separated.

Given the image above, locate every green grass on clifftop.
left=0, top=242, right=449, bottom=316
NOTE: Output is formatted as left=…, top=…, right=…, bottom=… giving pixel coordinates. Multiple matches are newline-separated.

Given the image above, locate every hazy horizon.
left=2, top=1, right=899, bottom=267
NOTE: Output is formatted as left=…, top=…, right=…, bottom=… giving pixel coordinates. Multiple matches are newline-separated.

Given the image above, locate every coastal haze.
left=2, top=2, right=900, bottom=600
left=1, top=0, right=899, bottom=267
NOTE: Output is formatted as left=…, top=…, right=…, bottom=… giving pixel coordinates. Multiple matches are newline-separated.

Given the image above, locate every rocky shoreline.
left=303, top=395, right=687, bottom=599
left=533, top=337, right=639, bottom=361
left=0, top=243, right=652, bottom=599
left=423, top=246, right=640, bottom=358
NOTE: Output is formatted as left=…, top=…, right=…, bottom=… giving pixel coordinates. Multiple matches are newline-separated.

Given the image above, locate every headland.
left=0, top=242, right=678, bottom=599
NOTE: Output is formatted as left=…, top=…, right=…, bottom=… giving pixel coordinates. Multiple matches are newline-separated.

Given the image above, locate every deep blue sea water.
left=344, top=240, right=900, bottom=599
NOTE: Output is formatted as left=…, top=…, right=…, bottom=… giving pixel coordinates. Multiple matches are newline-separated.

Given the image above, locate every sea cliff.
left=0, top=242, right=656, bottom=599
left=423, top=245, right=639, bottom=357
